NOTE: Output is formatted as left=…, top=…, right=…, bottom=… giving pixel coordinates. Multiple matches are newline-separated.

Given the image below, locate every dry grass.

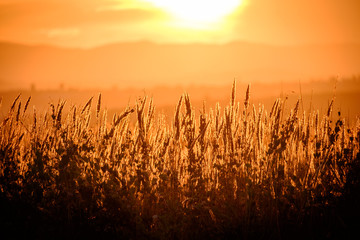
left=1, top=82, right=360, bottom=239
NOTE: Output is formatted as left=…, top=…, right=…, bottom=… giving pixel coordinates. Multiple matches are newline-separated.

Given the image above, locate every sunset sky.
left=1, top=0, right=359, bottom=48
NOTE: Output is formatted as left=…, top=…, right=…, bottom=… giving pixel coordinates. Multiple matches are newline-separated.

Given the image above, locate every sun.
left=141, top=0, right=244, bottom=28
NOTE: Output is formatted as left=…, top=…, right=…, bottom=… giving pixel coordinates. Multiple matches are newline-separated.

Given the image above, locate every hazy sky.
left=0, top=0, right=359, bottom=47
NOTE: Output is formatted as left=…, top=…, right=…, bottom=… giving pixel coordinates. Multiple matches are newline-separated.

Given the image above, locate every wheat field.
left=1, top=82, right=359, bottom=239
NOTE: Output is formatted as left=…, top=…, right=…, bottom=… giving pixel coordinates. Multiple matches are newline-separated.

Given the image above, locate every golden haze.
left=0, top=0, right=359, bottom=99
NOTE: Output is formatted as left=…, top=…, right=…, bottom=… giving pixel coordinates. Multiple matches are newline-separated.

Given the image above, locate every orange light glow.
left=141, top=0, right=244, bottom=29
left=0, top=0, right=359, bottom=92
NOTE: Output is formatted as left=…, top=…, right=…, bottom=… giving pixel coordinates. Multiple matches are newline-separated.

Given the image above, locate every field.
left=1, top=82, right=360, bottom=239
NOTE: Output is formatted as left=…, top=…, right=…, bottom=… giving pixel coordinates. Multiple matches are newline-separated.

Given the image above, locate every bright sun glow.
left=142, top=0, right=244, bottom=28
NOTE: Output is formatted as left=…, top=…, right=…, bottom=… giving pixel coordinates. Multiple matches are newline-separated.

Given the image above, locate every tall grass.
left=1, top=83, right=359, bottom=239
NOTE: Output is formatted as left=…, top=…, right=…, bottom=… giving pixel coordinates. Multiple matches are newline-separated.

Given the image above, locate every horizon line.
left=1, top=39, right=360, bottom=50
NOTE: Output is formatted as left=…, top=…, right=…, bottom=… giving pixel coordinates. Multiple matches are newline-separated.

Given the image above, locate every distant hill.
left=0, top=41, right=360, bottom=90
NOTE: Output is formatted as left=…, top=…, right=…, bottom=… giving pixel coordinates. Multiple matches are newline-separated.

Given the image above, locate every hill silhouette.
left=0, top=41, right=360, bottom=90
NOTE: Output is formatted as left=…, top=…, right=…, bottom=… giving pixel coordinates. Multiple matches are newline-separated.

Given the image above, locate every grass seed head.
left=96, top=93, right=102, bottom=119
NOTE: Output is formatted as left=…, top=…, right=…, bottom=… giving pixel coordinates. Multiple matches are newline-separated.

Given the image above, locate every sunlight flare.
left=141, top=0, right=244, bottom=28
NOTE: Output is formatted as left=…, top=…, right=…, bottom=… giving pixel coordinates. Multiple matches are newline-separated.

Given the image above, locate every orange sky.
left=0, top=0, right=359, bottom=48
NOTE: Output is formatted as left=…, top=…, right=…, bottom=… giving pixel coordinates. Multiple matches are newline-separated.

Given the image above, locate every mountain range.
left=0, top=41, right=359, bottom=90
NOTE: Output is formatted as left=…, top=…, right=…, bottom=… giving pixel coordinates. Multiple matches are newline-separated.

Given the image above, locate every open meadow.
left=1, top=1, right=360, bottom=239
left=1, top=81, right=359, bottom=239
